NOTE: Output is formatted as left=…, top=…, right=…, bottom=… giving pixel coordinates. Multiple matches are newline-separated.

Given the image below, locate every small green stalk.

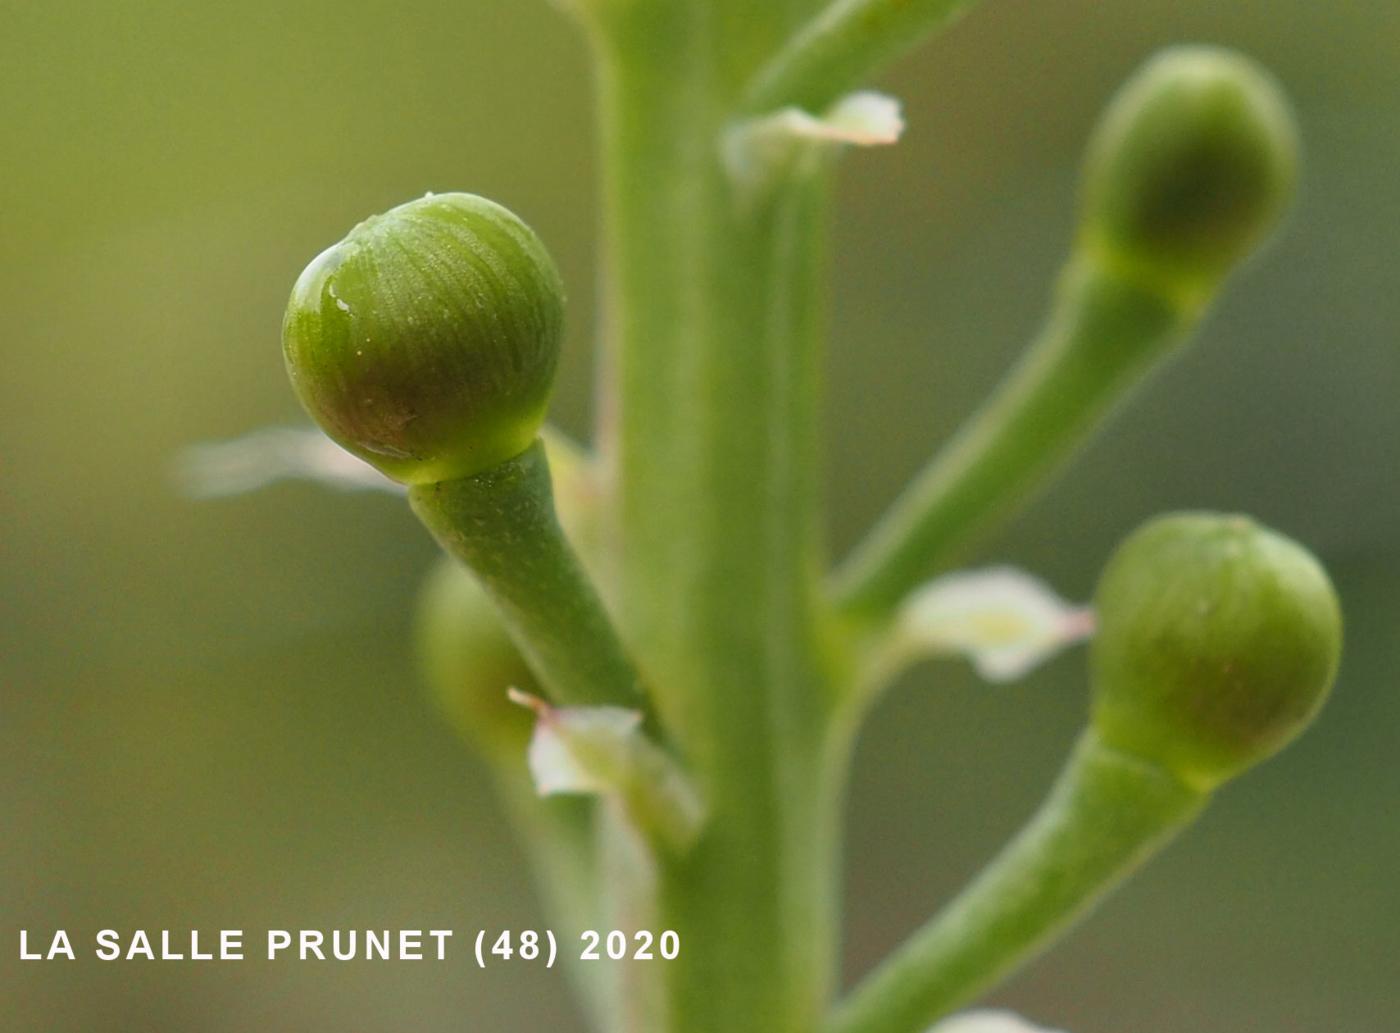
left=414, top=516, right=618, bottom=1032
left=826, top=731, right=1206, bottom=1033
left=832, top=255, right=1189, bottom=620
left=827, top=512, right=1340, bottom=1033
left=410, top=440, right=644, bottom=711
left=745, top=0, right=983, bottom=114
left=491, top=775, right=611, bottom=1030
left=834, top=45, right=1300, bottom=624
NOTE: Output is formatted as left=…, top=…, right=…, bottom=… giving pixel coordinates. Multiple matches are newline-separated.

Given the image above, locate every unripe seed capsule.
left=1080, top=46, right=1299, bottom=305
left=283, top=197, right=639, bottom=714
left=1091, top=513, right=1341, bottom=790
left=830, top=513, right=1339, bottom=1033
left=834, top=49, right=1302, bottom=617
left=416, top=556, right=535, bottom=757
left=282, top=192, right=564, bottom=485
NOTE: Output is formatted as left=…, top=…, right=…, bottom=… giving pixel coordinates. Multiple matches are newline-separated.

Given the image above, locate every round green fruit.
left=283, top=192, right=564, bottom=485
left=1091, top=512, right=1341, bottom=790
left=1080, top=46, right=1299, bottom=303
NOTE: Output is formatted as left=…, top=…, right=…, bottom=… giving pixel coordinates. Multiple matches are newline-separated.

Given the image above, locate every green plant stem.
left=590, top=6, right=845, bottom=1029
left=493, top=773, right=612, bottom=1031
left=825, top=730, right=1207, bottom=1033
left=408, top=440, right=644, bottom=711
left=744, top=0, right=982, bottom=115
left=652, top=163, right=846, bottom=1033
left=594, top=803, right=668, bottom=1033
left=833, top=253, right=1194, bottom=623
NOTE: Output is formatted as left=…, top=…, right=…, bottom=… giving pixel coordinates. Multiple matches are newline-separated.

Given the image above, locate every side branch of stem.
left=825, top=731, right=1206, bottom=1033
left=744, top=0, right=982, bottom=115
left=409, top=441, right=647, bottom=712
left=832, top=257, right=1190, bottom=624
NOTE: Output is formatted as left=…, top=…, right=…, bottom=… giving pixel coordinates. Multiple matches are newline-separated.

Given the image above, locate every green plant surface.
left=9, top=3, right=1394, bottom=1033
left=272, top=9, right=1349, bottom=1033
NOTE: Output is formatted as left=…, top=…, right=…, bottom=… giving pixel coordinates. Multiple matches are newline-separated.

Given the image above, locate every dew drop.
left=327, top=282, right=351, bottom=314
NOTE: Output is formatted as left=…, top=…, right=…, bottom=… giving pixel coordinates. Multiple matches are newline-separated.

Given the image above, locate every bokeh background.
left=4, top=1, right=1397, bottom=1030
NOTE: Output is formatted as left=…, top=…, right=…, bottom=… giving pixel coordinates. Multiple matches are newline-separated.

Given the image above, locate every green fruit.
left=1079, top=46, right=1299, bottom=304
left=415, top=555, right=535, bottom=756
left=1091, top=513, right=1341, bottom=790
left=283, top=192, right=564, bottom=485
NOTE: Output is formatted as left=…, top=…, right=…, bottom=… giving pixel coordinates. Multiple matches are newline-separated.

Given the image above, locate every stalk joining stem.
left=825, top=731, right=1207, bottom=1033
left=744, top=0, right=982, bottom=115
left=409, top=440, right=646, bottom=712
left=833, top=256, right=1191, bottom=622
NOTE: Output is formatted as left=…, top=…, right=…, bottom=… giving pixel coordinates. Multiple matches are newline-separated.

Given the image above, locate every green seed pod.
left=1079, top=46, right=1299, bottom=304
left=283, top=192, right=564, bottom=485
left=1091, top=513, right=1341, bottom=790
left=416, top=555, right=535, bottom=758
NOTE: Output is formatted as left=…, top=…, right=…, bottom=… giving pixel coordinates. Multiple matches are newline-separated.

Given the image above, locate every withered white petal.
left=725, top=91, right=905, bottom=192
left=899, top=567, right=1094, bottom=682
left=928, top=1009, right=1068, bottom=1033
left=174, top=427, right=401, bottom=498
left=510, top=689, right=644, bottom=796
left=509, top=690, right=704, bottom=850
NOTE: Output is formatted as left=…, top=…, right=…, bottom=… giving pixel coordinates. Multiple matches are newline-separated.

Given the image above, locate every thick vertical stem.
left=589, top=7, right=844, bottom=1031
left=652, top=168, right=845, bottom=1033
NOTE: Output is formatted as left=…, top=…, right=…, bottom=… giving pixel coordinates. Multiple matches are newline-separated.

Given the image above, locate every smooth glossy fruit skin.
left=1091, top=513, right=1341, bottom=791
left=1079, top=46, right=1299, bottom=304
left=283, top=192, right=564, bottom=485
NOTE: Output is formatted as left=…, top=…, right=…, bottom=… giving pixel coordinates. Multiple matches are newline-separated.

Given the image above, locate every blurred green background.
left=3, top=1, right=1396, bottom=1030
